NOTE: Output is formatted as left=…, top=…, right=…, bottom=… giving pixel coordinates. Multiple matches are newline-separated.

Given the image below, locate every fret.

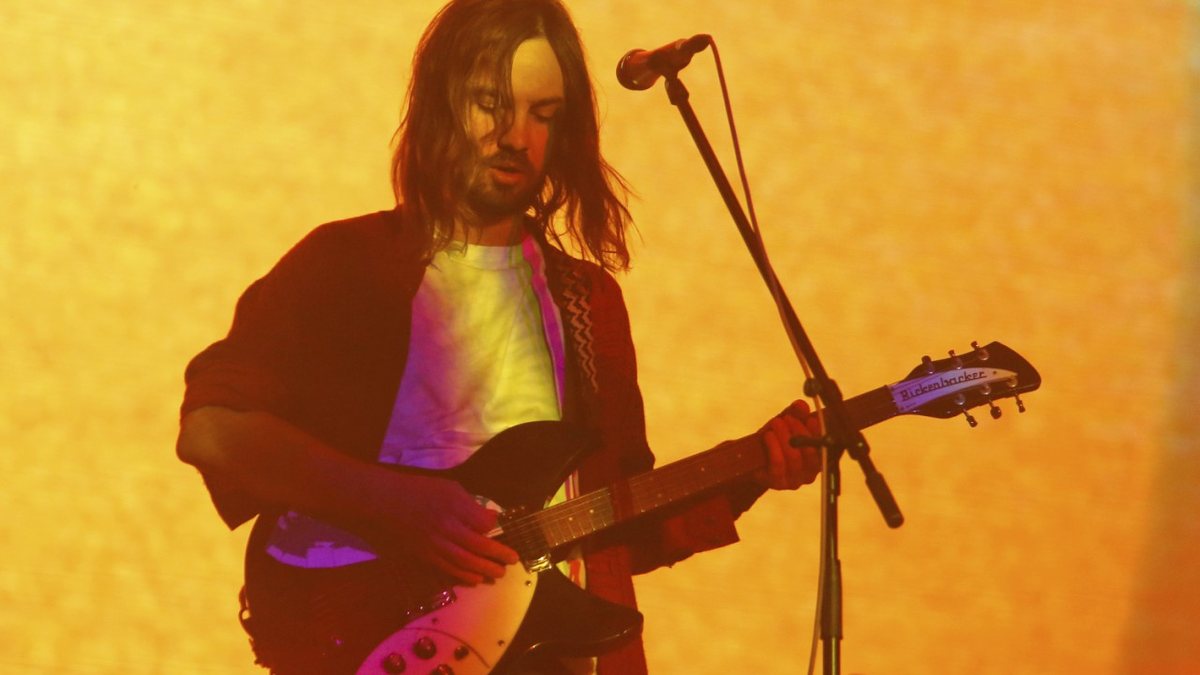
left=531, top=488, right=616, bottom=550
left=628, top=437, right=762, bottom=515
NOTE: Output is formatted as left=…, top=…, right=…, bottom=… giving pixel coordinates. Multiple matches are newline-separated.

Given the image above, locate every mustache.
left=484, top=150, right=534, bottom=173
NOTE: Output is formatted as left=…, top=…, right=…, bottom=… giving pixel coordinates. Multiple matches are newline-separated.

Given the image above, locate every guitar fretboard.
left=531, top=435, right=760, bottom=553
left=497, top=386, right=898, bottom=559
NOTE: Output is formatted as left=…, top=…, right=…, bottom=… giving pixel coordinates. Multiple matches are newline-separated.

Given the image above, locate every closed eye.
left=531, top=103, right=562, bottom=123
left=470, top=87, right=499, bottom=114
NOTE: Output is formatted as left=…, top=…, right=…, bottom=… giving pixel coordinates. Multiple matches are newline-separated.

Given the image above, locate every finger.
left=786, top=399, right=812, bottom=418
left=785, top=445, right=821, bottom=487
left=455, top=498, right=500, bottom=532
left=427, top=547, right=486, bottom=587
left=436, top=534, right=509, bottom=581
left=448, top=497, right=520, bottom=562
left=773, top=416, right=794, bottom=489
left=760, top=416, right=789, bottom=489
left=779, top=399, right=820, bottom=438
left=466, top=531, right=521, bottom=566
left=790, top=408, right=824, bottom=457
left=786, top=416, right=823, bottom=486
left=784, top=414, right=816, bottom=448
left=782, top=450, right=805, bottom=489
left=777, top=413, right=806, bottom=485
left=446, top=518, right=520, bottom=566
left=802, top=407, right=822, bottom=435
left=802, top=443, right=822, bottom=481
left=793, top=415, right=823, bottom=482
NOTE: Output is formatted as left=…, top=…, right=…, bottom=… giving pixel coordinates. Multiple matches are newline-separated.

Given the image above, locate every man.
left=176, top=1, right=821, bottom=673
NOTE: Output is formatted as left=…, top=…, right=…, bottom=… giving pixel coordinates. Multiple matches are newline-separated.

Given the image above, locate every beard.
left=464, top=150, right=545, bottom=223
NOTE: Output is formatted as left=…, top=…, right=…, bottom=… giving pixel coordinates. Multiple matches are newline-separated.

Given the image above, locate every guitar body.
left=243, top=422, right=642, bottom=675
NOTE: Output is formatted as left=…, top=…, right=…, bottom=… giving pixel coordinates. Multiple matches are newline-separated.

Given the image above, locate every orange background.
left=2, top=1, right=1196, bottom=673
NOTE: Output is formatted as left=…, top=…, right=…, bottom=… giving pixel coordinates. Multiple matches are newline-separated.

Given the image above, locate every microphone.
left=616, top=34, right=712, bottom=91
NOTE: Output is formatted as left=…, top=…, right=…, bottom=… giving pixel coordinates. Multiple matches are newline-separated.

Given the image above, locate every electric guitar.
left=243, top=341, right=1040, bottom=674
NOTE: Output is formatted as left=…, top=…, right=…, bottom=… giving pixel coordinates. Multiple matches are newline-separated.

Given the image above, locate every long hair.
left=392, top=0, right=634, bottom=270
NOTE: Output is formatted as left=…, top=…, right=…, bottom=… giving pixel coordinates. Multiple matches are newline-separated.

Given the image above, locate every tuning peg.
left=988, top=400, right=1002, bottom=419
left=963, top=410, right=978, bottom=428
left=949, top=349, right=963, bottom=369
left=971, top=341, right=990, bottom=361
left=1015, top=394, right=1026, bottom=413
left=921, top=355, right=934, bottom=375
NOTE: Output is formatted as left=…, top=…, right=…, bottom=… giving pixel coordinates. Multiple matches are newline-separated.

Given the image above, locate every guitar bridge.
left=524, top=553, right=552, bottom=574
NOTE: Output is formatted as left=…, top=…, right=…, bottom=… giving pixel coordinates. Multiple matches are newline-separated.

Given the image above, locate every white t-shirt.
left=266, top=235, right=569, bottom=567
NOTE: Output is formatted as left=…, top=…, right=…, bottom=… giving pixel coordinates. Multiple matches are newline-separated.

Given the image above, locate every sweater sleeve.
left=180, top=223, right=357, bottom=529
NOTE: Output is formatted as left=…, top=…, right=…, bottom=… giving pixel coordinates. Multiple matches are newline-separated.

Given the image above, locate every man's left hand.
left=755, top=399, right=823, bottom=490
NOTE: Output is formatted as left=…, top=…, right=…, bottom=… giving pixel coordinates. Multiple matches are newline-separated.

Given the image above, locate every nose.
left=498, top=112, right=530, bottom=152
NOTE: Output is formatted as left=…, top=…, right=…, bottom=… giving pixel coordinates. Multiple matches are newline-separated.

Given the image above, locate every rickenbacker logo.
left=890, top=368, right=1015, bottom=413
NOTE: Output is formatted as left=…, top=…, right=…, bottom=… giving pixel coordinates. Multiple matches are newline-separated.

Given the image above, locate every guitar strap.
left=541, top=248, right=600, bottom=429
left=555, top=266, right=599, bottom=394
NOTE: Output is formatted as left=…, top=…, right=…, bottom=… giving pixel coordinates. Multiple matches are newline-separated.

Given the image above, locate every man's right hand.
left=370, top=472, right=521, bottom=586
left=177, top=407, right=520, bottom=587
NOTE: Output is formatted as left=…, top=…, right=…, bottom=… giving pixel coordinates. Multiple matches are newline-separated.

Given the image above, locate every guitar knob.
left=453, top=645, right=470, bottom=661
left=431, top=666, right=455, bottom=674
left=381, top=652, right=407, bottom=673
left=413, top=637, right=437, bottom=660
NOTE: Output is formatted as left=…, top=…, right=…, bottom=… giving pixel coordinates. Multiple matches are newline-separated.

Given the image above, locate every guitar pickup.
left=402, top=589, right=457, bottom=621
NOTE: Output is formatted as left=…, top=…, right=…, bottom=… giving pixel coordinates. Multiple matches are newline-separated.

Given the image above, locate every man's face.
left=464, top=37, right=565, bottom=224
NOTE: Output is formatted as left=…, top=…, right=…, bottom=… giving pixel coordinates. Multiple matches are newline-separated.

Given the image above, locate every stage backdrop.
left=2, top=1, right=1196, bottom=673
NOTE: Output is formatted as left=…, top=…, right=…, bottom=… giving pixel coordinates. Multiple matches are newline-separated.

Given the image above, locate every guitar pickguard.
left=356, top=564, right=540, bottom=675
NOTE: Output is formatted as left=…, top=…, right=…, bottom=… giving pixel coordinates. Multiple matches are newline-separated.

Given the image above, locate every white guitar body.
left=356, top=564, right=539, bottom=674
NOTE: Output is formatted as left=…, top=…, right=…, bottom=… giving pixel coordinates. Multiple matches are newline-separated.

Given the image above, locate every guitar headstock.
left=889, top=341, right=1041, bottom=426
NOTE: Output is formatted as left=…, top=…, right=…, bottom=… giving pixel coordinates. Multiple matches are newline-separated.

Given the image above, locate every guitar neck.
left=504, top=386, right=897, bottom=553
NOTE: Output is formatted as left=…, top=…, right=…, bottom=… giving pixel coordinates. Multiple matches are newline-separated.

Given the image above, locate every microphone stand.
left=658, top=72, right=905, bottom=675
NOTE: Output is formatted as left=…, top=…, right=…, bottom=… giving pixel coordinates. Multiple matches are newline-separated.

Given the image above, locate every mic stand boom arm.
left=659, top=72, right=904, bottom=675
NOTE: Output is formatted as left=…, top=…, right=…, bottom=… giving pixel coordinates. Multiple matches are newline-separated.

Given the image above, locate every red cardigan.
left=181, top=207, right=763, bottom=673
